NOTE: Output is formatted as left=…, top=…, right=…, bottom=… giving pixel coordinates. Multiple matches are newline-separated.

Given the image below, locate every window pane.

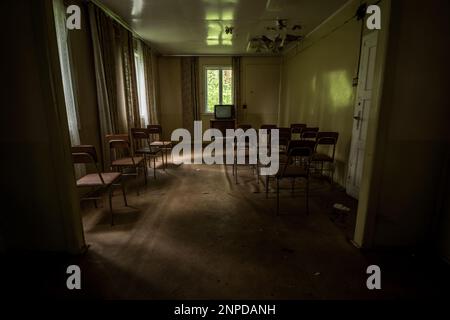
left=207, top=69, right=220, bottom=113
left=222, top=69, right=233, bottom=105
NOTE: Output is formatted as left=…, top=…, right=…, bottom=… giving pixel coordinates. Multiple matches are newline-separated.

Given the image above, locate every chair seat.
left=235, top=147, right=258, bottom=158
left=76, top=172, right=121, bottom=187
left=277, top=165, right=308, bottom=178
left=150, top=141, right=172, bottom=147
left=111, top=156, right=144, bottom=167
left=312, top=153, right=333, bottom=162
left=135, top=147, right=161, bottom=155
left=258, top=154, right=289, bottom=168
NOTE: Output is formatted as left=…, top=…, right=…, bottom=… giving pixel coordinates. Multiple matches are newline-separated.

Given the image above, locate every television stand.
left=210, top=119, right=236, bottom=135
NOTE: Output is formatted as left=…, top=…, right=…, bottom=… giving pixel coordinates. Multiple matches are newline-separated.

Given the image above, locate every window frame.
left=204, top=65, right=233, bottom=114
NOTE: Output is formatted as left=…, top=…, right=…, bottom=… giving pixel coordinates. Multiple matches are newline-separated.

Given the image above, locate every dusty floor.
left=2, top=161, right=449, bottom=299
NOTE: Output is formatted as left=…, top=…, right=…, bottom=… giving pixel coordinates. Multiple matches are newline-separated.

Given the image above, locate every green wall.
left=279, top=0, right=362, bottom=187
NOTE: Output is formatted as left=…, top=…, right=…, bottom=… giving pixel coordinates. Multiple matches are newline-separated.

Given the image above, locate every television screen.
left=214, top=105, right=234, bottom=119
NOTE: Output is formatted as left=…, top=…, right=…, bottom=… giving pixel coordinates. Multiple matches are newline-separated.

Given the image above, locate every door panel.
left=347, top=32, right=378, bottom=199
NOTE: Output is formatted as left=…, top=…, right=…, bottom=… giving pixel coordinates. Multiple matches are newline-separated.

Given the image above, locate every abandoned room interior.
left=1, top=0, right=449, bottom=302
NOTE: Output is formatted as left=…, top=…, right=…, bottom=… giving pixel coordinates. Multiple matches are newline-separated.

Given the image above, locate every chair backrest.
left=105, top=134, right=129, bottom=143
left=301, top=127, right=319, bottom=140
left=147, top=124, right=163, bottom=139
left=278, top=140, right=315, bottom=176
left=131, top=128, right=150, bottom=150
left=71, top=145, right=105, bottom=184
left=71, top=145, right=98, bottom=164
left=131, top=128, right=149, bottom=140
left=106, top=134, right=130, bottom=149
left=316, top=132, right=339, bottom=145
left=237, top=124, right=252, bottom=130
left=278, top=127, right=292, bottom=147
left=315, top=132, right=339, bottom=160
left=287, top=140, right=315, bottom=158
left=260, top=124, right=277, bottom=130
left=290, top=123, right=306, bottom=134
left=106, top=134, right=132, bottom=163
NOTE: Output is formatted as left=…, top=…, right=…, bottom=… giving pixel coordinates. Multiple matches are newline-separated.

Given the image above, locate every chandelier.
left=248, top=19, right=303, bottom=54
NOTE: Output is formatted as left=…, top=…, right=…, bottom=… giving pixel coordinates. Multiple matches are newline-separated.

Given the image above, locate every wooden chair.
left=312, top=132, right=339, bottom=184
left=265, top=140, right=315, bottom=215
left=278, top=127, right=292, bottom=154
left=71, top=145, right=127, bottom=226
left=131, top=128, right=163, bottom=179
left=301, top=127, right=319, bottom=140
left=232, top=124, right=259, bottom=184
left=147, top=124, right=173, bottom=167
left=106, top=134, right=147, bottom=194
left=290, top=123, right=306, bottom=140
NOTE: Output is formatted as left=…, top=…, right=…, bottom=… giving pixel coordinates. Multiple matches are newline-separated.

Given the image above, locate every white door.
left=347, top=32, right=378, bottom=199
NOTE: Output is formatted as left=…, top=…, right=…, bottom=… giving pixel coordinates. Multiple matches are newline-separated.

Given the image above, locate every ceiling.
left=97, top=0, right=349, bottom=55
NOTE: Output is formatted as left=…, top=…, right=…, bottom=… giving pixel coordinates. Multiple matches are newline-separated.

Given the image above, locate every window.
left=205, top=66, right=233, bottom=113
left=134, top=41, right=149, bottom=126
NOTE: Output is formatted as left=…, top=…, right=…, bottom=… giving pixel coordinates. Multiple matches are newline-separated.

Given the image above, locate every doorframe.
left=352, top=1, right=392, bottom=248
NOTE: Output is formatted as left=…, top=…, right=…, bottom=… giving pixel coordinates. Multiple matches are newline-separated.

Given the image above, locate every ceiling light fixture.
left=248, top=19, right=303, bottom=54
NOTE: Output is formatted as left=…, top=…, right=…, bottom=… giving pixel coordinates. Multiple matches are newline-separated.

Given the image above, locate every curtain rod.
left=87, top=0, right=157, bottom=53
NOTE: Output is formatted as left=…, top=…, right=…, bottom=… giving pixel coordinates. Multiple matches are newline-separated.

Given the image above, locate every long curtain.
left=232, top=56, right=241, bottom=122
left=53, top=0, right=84, bottom=177
left=88, top=3, right=141, bottom=168
left=88, top=3, right=118, bottom=169
left=142, top=43, right=159, bottom=125
left=118, top=28, right=140, bottom=130
left=180, top=57, right=200, bottom=133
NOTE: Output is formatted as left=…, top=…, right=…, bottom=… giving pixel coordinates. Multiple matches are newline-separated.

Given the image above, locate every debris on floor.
left=331, top=203, right=351, bottom=224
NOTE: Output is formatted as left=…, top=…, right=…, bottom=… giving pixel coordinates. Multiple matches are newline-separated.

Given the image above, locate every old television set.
left=214, top=104, right=235, bottom=120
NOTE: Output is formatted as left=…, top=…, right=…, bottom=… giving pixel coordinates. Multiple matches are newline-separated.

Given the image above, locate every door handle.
left=353, top=111, right=362, bottom=130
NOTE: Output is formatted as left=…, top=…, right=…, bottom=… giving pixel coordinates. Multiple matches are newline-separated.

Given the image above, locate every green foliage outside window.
left=206, top=67, right=233, bottom=113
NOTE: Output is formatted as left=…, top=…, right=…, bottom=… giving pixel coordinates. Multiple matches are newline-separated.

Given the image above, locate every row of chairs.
left=71, top=125, right=171, bottom=225
left=235, top=123, right=339, bottom=215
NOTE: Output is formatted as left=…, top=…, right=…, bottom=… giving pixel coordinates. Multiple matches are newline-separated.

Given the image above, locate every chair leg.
left=122, top=182, right=128, bottom=206
left=256, top=163, right=260, bottom=184
left=276, top=178, right=280, bottom=215
left=136, top=172, right=140, bottom=196
left=109, top=189, right=114, bottom=226
left=143, top=161, right=148, bottom=185
left=164, top=150, right=167, bottom=170
left=265, top=176, right=269, bottom=198
left=331, top=162, right=334, bottom=186
left=321, top=161, right=324, bottom=177
left=306, top=178, right=309, bottom=215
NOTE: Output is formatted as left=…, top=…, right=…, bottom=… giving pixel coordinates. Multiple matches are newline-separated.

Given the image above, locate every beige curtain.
left=180, top=57, right=200, bottom=133
left=142, top=43, right=159, bottom=125
left=118, top=27, right=140, bottom=130
left=88, top=3, right=118, bottom=169
left=88, top=3, right=140, bottom=168
left=232, top=56, right=241, bottom=122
